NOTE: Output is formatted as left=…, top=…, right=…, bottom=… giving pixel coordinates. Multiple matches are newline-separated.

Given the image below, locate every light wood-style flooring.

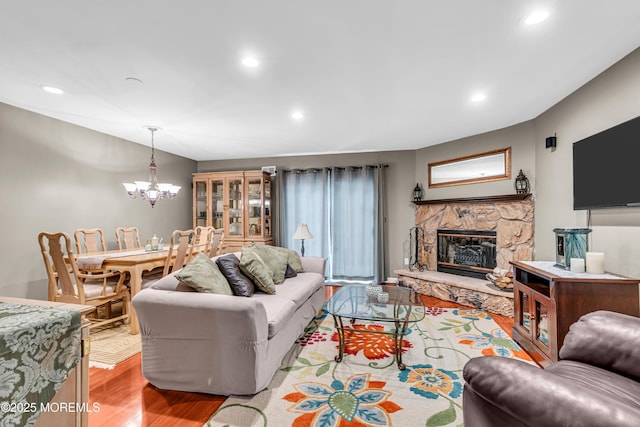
left=88, top=286, right=514, bottom=426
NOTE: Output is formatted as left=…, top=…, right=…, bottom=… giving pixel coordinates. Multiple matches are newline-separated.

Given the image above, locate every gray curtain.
left=277, top=168, right=329, bottom=257
left=278, top=165, right=386, bottom=282
left=374, top=165, right=386, bottom=282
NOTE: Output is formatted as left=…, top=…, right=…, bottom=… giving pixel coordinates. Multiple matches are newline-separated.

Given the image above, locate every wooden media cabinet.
left=511, top=261, right=639, bottom=367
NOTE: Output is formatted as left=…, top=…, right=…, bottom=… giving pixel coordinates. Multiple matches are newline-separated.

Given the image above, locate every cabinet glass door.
left=534, top=296, right=550, bottom=348
left=516, top=287, right=532, bottom=335
left=247, top=176, right=262, bottom=238
left=228, top=178, right=243, bottom=237
left=210, top=179, right=224, bottom=230
left=264, top=176, right=271, bottom=238
left=194, top=180, right=207, bottom=227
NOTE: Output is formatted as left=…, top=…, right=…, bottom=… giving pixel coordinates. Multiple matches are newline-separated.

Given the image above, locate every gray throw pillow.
left=240, top=247, right=276, bottom=294
left=250, top=244, right=290, bottom=284
left=174, top=252, right=233, bottom=295
left=216, top=254, right=255, bottom=297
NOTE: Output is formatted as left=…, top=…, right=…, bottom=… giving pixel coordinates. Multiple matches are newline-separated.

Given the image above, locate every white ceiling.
left=1, top=1, right=639, bottom=161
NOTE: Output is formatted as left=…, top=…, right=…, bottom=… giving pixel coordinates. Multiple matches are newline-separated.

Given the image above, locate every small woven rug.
left=206, top=306, right=534, bottom=427
left=88, top=321, right=141, bottom=369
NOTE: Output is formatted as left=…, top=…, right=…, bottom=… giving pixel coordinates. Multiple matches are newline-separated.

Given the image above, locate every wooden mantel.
left=414, top=193, right=531, bottom=206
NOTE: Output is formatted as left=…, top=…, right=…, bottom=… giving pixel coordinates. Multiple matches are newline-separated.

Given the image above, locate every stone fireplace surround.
left=395, top=194, right=534, bottom=317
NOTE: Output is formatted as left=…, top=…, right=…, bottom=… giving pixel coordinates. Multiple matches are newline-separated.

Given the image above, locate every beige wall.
left=198, top=151, right=417, bottom=279
left=0, top=102, right=195, bottom=299
left=534, top=48, right=640, bottom=278
left=414, top=121, right=537, bottom=200
left=3, top=46, right=640, bottom=301
left=413, top=47, right=640, bottom=278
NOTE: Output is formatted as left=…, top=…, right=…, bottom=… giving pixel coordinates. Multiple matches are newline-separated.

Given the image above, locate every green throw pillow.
left=174, top=252, right=233, bottom=295
left=269, top=245, right=304, bottom=273
left=250, top=244, right=290, bottom=284
left=240, top=247, right=276, bottom=294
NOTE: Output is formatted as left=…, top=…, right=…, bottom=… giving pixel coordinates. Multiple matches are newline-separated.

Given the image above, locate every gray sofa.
left=462, top=310, right=640, bottom=427
left=132, top=254, right=326, bottom=396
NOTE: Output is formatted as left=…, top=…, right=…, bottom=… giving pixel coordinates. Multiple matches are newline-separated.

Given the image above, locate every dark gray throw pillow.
left=284, top=264, right=298, bottom=279
left=215, top=254, right=255, bottom=297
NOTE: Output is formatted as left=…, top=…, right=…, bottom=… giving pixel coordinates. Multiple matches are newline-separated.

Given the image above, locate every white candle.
left=586, top=252, right=605, bottom=274
left=570, top=258, right=585, bottom=273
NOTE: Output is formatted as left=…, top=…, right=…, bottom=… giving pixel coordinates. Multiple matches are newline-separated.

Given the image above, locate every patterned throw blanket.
left=0, top=302, right=81, bottom=427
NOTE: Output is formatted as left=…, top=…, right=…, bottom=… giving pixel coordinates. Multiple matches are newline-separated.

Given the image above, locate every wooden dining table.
left=77, top=246, right=173, bottom=334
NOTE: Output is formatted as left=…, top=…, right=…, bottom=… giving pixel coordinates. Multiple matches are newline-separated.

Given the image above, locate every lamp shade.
left=293, top=224, right=313, bottom=240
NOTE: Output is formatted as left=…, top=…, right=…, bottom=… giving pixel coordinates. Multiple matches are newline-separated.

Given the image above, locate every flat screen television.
left=573, top=115, right=640, bottom=210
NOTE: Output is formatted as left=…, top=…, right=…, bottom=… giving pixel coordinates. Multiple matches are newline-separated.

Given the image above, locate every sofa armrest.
left=301, top=256, right=326, bottom=276
left=463, top=356, right=640, bottom=427
left=559, top=310, right=640, bottom=380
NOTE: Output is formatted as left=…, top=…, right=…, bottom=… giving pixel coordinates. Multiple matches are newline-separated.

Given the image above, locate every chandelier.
left=122, top=127, right=181, bottom=207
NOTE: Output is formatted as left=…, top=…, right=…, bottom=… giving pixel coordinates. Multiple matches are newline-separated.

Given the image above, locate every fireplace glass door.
left=437, top=229, right=497, bottom=279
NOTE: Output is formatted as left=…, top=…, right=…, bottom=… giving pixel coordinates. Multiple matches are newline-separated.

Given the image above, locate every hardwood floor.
left=88, top=285, right=514, bottom=426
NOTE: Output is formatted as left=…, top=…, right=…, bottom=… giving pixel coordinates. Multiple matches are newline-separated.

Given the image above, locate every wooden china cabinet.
left=193, top=170, right=273, bottom=253
left=511, top=261, right=639, bottom=367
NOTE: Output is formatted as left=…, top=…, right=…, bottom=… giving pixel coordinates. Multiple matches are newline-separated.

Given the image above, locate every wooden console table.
left=511, top=261, right=639, bottom=367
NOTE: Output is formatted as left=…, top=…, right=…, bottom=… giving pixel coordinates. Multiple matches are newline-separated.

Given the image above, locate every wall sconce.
left=514, top=170, right=530, bottom=194
left=545, top=134, right=557, bottom=149
left=413, top=183, right=423, bottom=201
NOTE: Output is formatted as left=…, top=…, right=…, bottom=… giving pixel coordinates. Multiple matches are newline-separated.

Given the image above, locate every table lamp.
left=293, top=224, right=313, bottom=256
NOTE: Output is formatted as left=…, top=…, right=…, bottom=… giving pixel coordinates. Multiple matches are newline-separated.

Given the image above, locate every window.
left=278, top=165, right=386, bottom=282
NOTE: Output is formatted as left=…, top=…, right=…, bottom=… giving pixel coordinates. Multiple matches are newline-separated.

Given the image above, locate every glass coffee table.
left=326, top=284, right=425, bottom=369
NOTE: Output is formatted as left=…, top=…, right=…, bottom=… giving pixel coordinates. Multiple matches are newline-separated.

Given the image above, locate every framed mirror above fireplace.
left=428, top=147, right=511, bottom=188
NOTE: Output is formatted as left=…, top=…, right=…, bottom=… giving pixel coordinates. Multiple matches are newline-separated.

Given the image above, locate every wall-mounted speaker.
left=545, top=136, right=557, bottom=149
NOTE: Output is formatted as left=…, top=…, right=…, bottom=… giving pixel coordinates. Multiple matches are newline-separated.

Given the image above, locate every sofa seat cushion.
left=252, top=272, right=324, bottom=338
left=252, top=294, right=298, bottom=338
left=547, top=360, right=640, bottom=411
left=271, top=272, right=324, bottom=306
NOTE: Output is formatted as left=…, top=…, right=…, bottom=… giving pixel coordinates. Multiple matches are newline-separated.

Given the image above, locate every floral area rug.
left=206, top=306, right=533, bottom=427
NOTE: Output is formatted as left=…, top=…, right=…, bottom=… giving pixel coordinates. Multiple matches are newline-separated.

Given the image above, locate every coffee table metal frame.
left=326, top=284, right=425, bottom=370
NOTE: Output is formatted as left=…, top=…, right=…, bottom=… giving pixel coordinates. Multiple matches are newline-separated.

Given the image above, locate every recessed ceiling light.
left=524, top=10, right=549, bottom=25
left=40, top=85, right=64, bottom=95
left=291, top=110, right=305, bottom=121
left=242, top=57, right=260, bottom=68
left=470, top=93, right=487, bottom=103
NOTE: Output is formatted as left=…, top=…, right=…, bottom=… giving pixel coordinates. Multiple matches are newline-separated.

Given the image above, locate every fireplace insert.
left=437, top=229, right=497, bottom=279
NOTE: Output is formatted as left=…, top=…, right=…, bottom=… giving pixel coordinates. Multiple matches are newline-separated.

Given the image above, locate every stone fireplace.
left=395, top=194, right=534, bottom=316
left=417, top=194, right=534, bottom=272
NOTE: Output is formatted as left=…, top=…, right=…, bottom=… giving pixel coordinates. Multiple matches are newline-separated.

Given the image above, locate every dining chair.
left=193, top=226, right=213, bottom=254
left=115, top=226, right=142, bottom=250
left=75, top=227, right=127, bottom=315
left=142, top=229, right=197, bottom=288
left=208, top=228, right=225, bottom=258
left=38, top=232, right=130, bottom=329
left=163, top=229, right=196, bottom=276
left=74, top=228, right=107, bottom=254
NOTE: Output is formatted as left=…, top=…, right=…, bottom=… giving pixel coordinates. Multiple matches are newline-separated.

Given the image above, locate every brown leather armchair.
left=462, top=310, right=640, bottom=427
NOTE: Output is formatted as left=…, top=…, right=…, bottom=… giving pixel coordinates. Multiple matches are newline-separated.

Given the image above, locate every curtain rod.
left=281, top=164, right=389, bottom=173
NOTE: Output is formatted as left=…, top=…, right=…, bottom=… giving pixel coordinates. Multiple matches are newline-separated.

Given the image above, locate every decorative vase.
left=365, top=283, right=382, bottom=299
left=377, top=292, right=389, bottom=304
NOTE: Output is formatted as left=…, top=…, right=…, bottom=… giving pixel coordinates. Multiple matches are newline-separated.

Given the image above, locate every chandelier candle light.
left=293, top=224, right=313, bottom=257
left=123, top=127, right=181, bottom=207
